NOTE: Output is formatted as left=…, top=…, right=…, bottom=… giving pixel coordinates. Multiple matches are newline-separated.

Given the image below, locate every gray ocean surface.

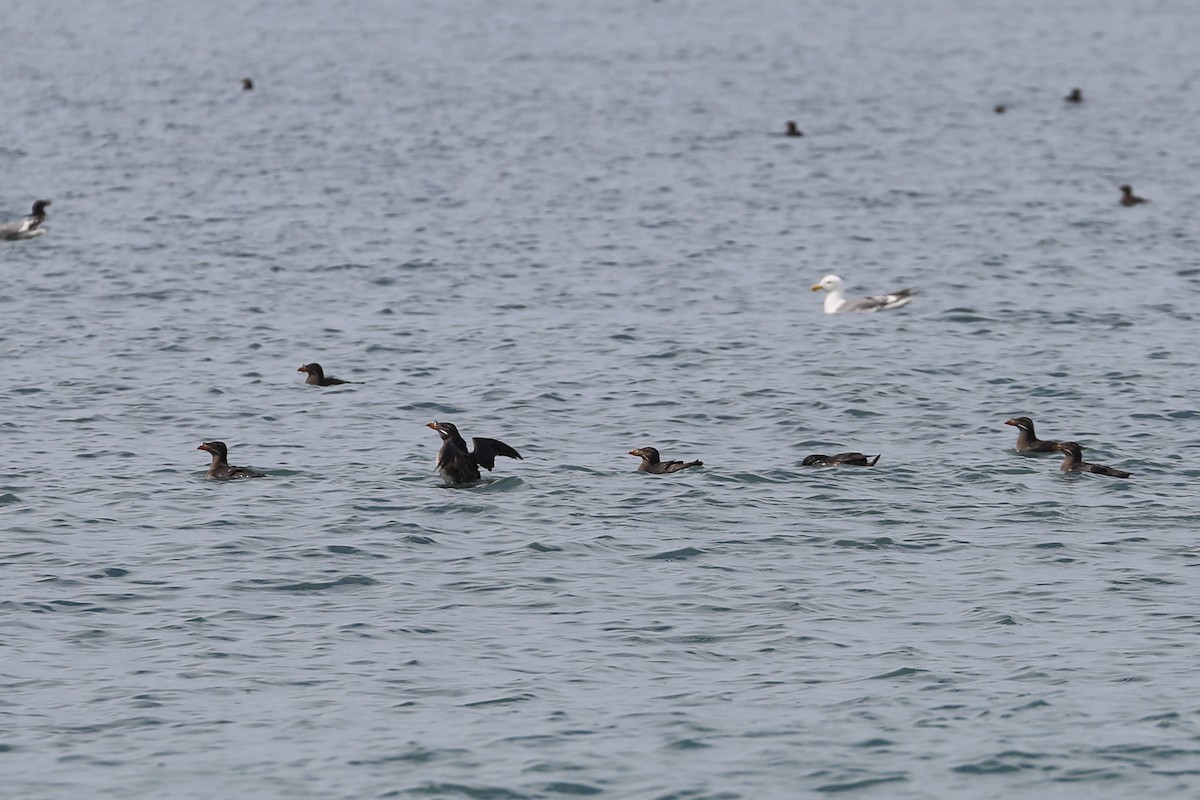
left=4, top=1, right=1200, bottom=797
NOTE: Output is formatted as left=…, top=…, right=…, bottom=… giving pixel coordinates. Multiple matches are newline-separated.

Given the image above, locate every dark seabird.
left=1004, top=416, right=1060, bottom=454
left=242, top=78, right=254, bottom=90
left=628, top=446, right=703, bottom=474
left=1052, top=441, right=1130, bottom=478
left=1065, top=88, right=1083, bottom=103
left=427, top=421, right=522, bottom=484
left=298, top=363, right=353, bottom=386
left=811, top=274, right=913, bottom=314
left=784, top=120, right=803, bottom=137
left=993, top=104, right=1006, bottom=114
left=1119, top=185, right=1147, bottom=206
left=197, top=441, right=266, bottom=480
left=0, top=199, right=51, bottom=240
left=801, top=452, right=880, bottom=467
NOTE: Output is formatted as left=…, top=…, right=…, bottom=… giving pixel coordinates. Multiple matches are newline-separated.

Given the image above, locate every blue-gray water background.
left=3, top=1, right=1200, bottom=797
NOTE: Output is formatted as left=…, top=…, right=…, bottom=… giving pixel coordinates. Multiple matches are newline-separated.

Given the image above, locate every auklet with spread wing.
left=298, top=363, right=353, bottom=386
left=197, top=441, right=266, bottom=480
left=628, top=446, right=703, bottom=474
left=801, top=452, right=880, bottom=467
left=1005, top=416, right=1060, bottom=453
left=427, top=421, right=522, bottom=484
left=810, top=274, right=913, bottom=314
left=0, top=200, right=51, bottom=240
left=1052, top=442, right=1131, bottom=478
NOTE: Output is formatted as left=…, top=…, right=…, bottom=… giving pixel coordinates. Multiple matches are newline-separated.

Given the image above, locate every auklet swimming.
left=810, top=274, right=913, bottom=314
left=993, top=104, right=1006, bottom=114
left=1119, top=185, right=1147, bottom=206
left=784, top=120, right=803, bottom=137
left=1004, top=416, right=1060, bottom=454
left=242, top=78, right=254, bottom=91
left=0, top=199, right=51, bottom=240
left=801, top=452, right=880, bottom=467
left=628, top=446, right=703, bottom=474
left=197, top=441, right=266, bottom=480
left=427, top=421, right=523, bottom=484
left=1065, top=88, right=1083, bottom=103
left=1051, top=441, right=1131, bottom=478
left=298, top=363, right=353, bottom=386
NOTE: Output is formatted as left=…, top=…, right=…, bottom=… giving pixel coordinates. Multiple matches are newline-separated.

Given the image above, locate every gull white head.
left=810, top=274, right=846, bottom=314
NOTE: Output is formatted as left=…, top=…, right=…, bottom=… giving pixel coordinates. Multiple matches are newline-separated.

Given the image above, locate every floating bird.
left=298, top=362, right=354, bottom=386
left=1119, top=185, right=1147, bottom=206
left=197, top=441, right=266, bottom=480
left=1052, top=442, right=1130, bottom=478
left=628, top=446, right=703, bottom=474
left=810, top=274, right=913, bottom=314
left=1064, top=88, right=1083, bottom=103
left=784, top=120, right=803, bottom=137
left=993, top=104, right=1006, bottom=114
left=242, top=78, right=254, bottom=91
left=1005, top=417, right=1060, bottom=454
left=0, top=199, right=51, bottom=240
left=801, top=452, right=880, bottom=466
left=427, top=421, right=522, bottom=484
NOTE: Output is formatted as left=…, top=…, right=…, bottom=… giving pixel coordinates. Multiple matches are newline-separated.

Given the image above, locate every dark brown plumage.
left=1005, top=417, right=1060, bottom=453
left=197, top=441, right=266, bottom=480
left=801, top=452, right=880, bottom=467
left=1120, top=185, right=1147, bottom=206
left=298, top=363, right=353, bottom=386
left=1052, top=442, right=1131, bottom=478
left=629, top=447, right=703, bottom=474
left=427, top=421, right=522, bottom=484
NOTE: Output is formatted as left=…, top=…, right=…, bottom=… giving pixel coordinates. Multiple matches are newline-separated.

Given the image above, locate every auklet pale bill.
left=810, top=274, right=913, bottom=314
left=1051, top=442, right=1130, bottom=478
left=801, top=452, right=880, bottom=467
left=298, top=363, right=354, bottom=386
left=1004, top=417, right=1060, bottom=454
left=628, top=446, right=703, bottom=474
left=0, top=199, right=51, bottom=241
left=427, top=421, right=523, bottom=485
left=1119, top=185, right=1147, bottom=206
left=197, top=441, right=266, bottom=480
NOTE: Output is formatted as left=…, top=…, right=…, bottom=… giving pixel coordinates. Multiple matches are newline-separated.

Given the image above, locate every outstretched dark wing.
left=472, top=437, right=523, bottom=470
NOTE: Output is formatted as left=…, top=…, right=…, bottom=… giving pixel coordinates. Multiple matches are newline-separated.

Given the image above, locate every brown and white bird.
left=628, top=446, right=703, bottom=474
left=197, top=441, right=266, bottom=480
left=1052, top=442, right=1131, bottom=478
left=0, top=199, right=51, bottom=240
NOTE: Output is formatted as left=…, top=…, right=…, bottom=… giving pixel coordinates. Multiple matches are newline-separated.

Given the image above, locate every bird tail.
left=866, top=455, right=881, bottom=466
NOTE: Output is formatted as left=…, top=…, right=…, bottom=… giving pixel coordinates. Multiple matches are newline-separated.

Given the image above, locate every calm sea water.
left=4, top=1, right=1200, bottom=797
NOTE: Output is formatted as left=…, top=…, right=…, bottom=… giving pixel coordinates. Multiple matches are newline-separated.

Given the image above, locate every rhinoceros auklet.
left=1005, top=416, right=1060, bottom=453
left=198, top=441, right=266, bottom=480
left=810, top=274, right=913, bottom=314
left=427, top=421, right=522, bottom=484
left=0, top=199, right=51, bottom=240
left=784, top=120, right=803, bottom=137
left=628, top=446, right=703, bottom=474
left=801, top=452, right=880, bottom=467
left=1120, top=185, right=1147, bottom=206
left=298, top=363, right=353, bottom=386
left=1065, top=87, right=1083, bottom=103
left=1052, top=442, right=1130, bottom=478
